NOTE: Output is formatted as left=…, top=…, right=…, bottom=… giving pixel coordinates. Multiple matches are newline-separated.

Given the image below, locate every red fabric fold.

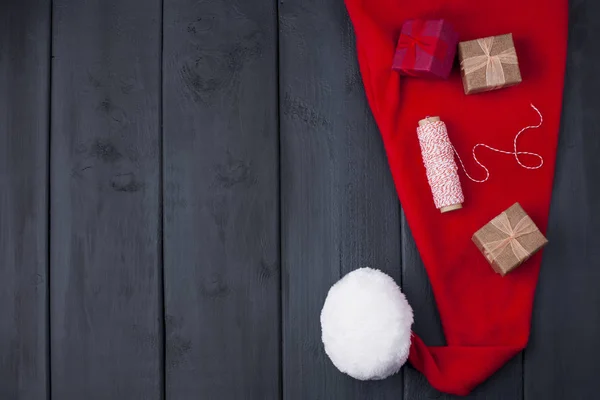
left=344, top=0, right=567, bottom=395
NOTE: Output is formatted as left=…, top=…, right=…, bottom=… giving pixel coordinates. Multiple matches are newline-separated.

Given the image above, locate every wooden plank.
left=280, top=1, right=403, bottom=398
left=524, top=0, right=600, bottom=398
left=50, top=0, right=162, bottom=398
left=401, top=212, right=523, bottom=400
left=162, top=0, right=280, bottom=398
left=0, top=1, right=50, bottom=399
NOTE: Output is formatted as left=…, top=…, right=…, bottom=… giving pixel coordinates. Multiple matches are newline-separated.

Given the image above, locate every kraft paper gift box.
left=458, top=33, right=522, bottom=94
left=472, top=203, right=548, bottom=276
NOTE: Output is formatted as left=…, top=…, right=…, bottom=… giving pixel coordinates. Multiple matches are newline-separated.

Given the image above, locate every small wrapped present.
left=458, top=33, right=522, bottom=94
left=472, top=203, right=548, bottom=276
left=392, top=19, right=459, bottom=79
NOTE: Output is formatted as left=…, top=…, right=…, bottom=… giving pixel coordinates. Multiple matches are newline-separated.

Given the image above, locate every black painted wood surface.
left=0, top=1, right=50, bottom=399
left=0, top=0, right=599, bottom=399
left=279, top=1, right=402, bottom=399
left=525, top=0, right=600, bottom=399
left=162, top=0, right=280, bottom=398
left=50, top=0, right=162, bottom=398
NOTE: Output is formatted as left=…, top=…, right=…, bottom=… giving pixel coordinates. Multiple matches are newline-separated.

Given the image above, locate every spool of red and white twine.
left=417, top=117, right=465, bottom=213
left=416, top=104, right=544, bottom=213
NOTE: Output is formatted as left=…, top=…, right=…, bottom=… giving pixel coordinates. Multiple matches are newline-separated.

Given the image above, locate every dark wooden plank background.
left=162, top=0, right=280, bottom=398
left=279, top=1, right=402, bottom=399
left=1, top=0, right=599, bottom=399
left=50, top=0, right=162, bottom=398
left=0, top=1, right=50, bottom=399
left=525, top=0, right=600, bottom=399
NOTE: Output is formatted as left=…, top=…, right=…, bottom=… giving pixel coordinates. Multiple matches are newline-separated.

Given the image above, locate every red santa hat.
left=320, top=0, right=568, bottom=395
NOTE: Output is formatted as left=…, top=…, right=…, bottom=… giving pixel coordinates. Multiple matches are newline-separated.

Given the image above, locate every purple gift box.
left=392, top=19, right=459, bottom=79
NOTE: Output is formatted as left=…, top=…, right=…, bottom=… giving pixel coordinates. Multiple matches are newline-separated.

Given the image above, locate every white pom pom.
left=320, top=267, right=414, bottom=380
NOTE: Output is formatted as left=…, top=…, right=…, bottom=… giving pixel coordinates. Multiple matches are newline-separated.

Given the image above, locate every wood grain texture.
left=50, top=0, right=162, bottom=398
left=0, top=1, right=50, bottom=399
left=401, top=212, right=523, bottom=400
left=162, top=0, right=280, bottom=398
left=524, top=1, right=600, bottom=398
left=280, top=1, right=403, bottom=398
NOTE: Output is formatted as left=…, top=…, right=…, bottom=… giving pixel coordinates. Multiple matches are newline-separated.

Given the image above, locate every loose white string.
left=452, top=104, right=544, bottom=183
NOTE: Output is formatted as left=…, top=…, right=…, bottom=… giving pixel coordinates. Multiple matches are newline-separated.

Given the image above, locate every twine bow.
left=482, top=212, right=538, bottom=263
left=460, top=36, right=518, bottom=88
left=396, top=20, right=448, bottom=75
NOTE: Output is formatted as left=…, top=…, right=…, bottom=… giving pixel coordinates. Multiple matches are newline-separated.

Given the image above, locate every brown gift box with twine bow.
left=458, top=33, right=522, bottom=95
left=472, top=203, right=548, bottom=276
